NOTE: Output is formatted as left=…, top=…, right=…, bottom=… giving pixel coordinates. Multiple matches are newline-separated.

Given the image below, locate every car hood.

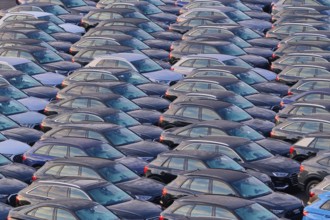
left=248, top=38, right=279, bottom=49
left=128, top=109, right=161, bottom=125
left=116, top=177, right=164, bottom=197
left=256, top=138, right=291, bottom=156
left=107, top=200, right=161, bottom=219
left=252, top=68, right=277, bottom=81
left=0, top=139, right=30, bottom=156
left=117, top=141, right=169, bottom=158
left=245, top=93, right=281, bottom=107
left=59, top=23, right=85, bottom=34
left=8, top=111, right=45, bottom=126
left=129, top=125, right=163, bottom=141
left=32, top=72, right=65, bottom=87
left=252, top=82, right=289, bottom=96
left=151, top=31, right=182, bottom=41
left=245, top=106, right=275, bottom=121
left=132, top=96, right=170, bottom=111
left=244, top=47, right=273, bottom=58
left=1, top=127, right=43, bottom=143
left=0, top=178, right=27, bottom=194
left=239, top=54, right=269, bottom=69
left=137, top=83, right=168, bottom=96
left=144, top=39, right=172, bottom=50
left=149, top=12, right=177, bottom=22
left=23, top=86, right=59, bottom=99
left=43, top=61, right=81, bottom=72
left=48, top=41, right=72, bottom=52
left=0, top=163, right=35, bottom=183
left=143, top=69, right=183, bottom=84
left=141, top=49, right=169, bottom=61
left=18, top=97, right=49, bottom=112
left=249, top=155, right=300, bottom=173
left=242, top=118, right=274, bottom=135
left=253, top=192, right=302, bottom=210
left=116, top=156, right=147, bottom=176
left=51, top=32, right=81, bottom=44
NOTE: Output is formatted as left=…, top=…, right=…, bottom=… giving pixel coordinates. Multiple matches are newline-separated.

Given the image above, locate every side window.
left=33, top=207, right=54, bottom=219
left=201, top=108, right=220, bottom=120
left=282, top=122, right=302, bottom=132
left=293, top=106, right=314, bottom=115
left=180, top=59, right=195, bottom=67
left=48, top=145, right=68, bottom=157
left=81, top=167, right=100, bottom=178
left=189, top=178, right=210, bottom=193
left=60, top=165, right=80, bottom=176
left=68, top=129, right=87, bottom=138
left=87, top=131, right=107, bottom=142
left=192, top=59, right=209, bottom=68
left=209, top=128, right=226, bottom=136
left=191, top=82, right=209, bottom=91
left=182, top=106, right=200, bottom=119
left=212, top=180, right=236, bottom=195
left=56, top=209, right=77, bottom=220
left=71, top=99, right=89, bottom=108
left=50, top=129, right=70, bottom=138
left=69, top=188, right=89, bottom=199
left=321, top=201, right=330, bottom=211
left=189, top=127, right=209, bottom=137
left=69, top=147, right=88, bottom=157
left=198, top=143, right=217, bottom=152
left=215, top=207, right=237, bottom=219
left=173, top=205, right=193, bottom=215
left=217, top=146, right=242, bottom=162
left=300, top=122, right=321, bottom=133
left=69, top=113, right=87, bottom=122
left=313, top=138, right=330, bottom=150
left=318, top=157, right=330, bottom=166
left=45, top=165, right=63, bottom=175
left=299, top=94, right=321, bottom=101
left=90, top=99, right=106, bottom=108
left=27, top=186, right=51, bottom=196
left=190, top=205, right=213, bottom=217
left=187, top=159, right=206, bottom=171
left=167, top=157, right=185, bottom=170
left=174, top=83, right=193, bottom=91
left=34, top=145, right=51, bottom=155
left=182, top=143, right=199, bottom=150
left=48, top=186, right=68, bottom=199
left=314, top=107, right=328, bottom=114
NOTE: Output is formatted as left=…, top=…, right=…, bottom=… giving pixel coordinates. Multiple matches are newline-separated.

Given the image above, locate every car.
left=0, top=173, right=27, bottom=206
left=0, top=70, right=59, bottom=100
left=55, top=81, right=170, bottom=112
left=41, top=123, right=169, bottom=160
left=0, top=57, right=65, bottom=87
left=0, top=153, right=35, bottom=183
left=170, top=90, right=277, bottom=122
left=62, top=68, right=169, bottom=96
left=160, top=120, right=292, bottom=155
left=298, top=151, right=330, bottom=194
left=303, top=192, right=330, bottom=220
left=160, top=194, right=282, bottom=220
left=0, top=45, right=81, bottom=76
left=8, top=199, right=120, bottom=220
left=271, top=6, right=330, bottom=22
left=271, top=114, right=330, bottom=143
left=16, top=178, right=162, bottom=219
left=276, top=65, right=330, bottom=85
left=32, top=157, right=165, bottom=203
left=288, top=78, right=330, bottom=95
left=44, top=94, right=163, bottom=125
left=281, top=88, right=330, bottom=108
left=276, top=101, right=330, bottom=124
left=0, top=11, right=85, bottom=34
left=161, top=169, right=303, bottom=218
left=159, top=99, right=275, bottom=136
left=173, top=136, right=300, bottom=190
left=86, top=53, right=183, bottom=85
left=276, top=36, right=330, bottom=52
left=266, top=23, right=325, bottom=40
left=165, top=77, right=282, bottom=111
left=144, top=150, right=272, bottom=185
left=309, top=175, right=330, bottom=204
left=0, top=38, right=62, bottom=54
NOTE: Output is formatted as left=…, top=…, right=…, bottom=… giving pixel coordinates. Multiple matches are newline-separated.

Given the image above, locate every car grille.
left=289, top=173, right=299, bottom=186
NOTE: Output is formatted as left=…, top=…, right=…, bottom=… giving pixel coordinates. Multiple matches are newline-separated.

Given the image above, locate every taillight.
left=22, top=155, right=27, bottom=161
left=162, top=188, right=167, bottom=196
left=143, top=166, right=149, bottom=175
left=303, top=211, right=308, bottom=216
left=160, top=135, right=164, bottom=142
left=289, top=146, right=295, bottom=155
left=269, top=131, right=275, bottom=137
left=300, top=165, right=304, bottom=172
left=159, top=115, right=164, bottom=123
left=169, top=53, right=173, bottom=59
left=71, top=57, right=75, bottom=63
left=280, top=101, right=284, bottom=107
left=288, top=91, right=293, bottom=95
left=272, top=54, right=276, bottom=59
left=275, top=115, right=279, bottom=123
left=55, top=94, right=60, bottom=100
left=276, top=75, right=279, bottom=81
left=170, top=44, right=174, bottom=51
left=16, top=195, right=22, bottom=205
left=309, top=192, right=315, bottom=198
left=170, top=67, right=174, bottom=71
left=32, top=175, right=37, bottom=181
left=159, top=216, right=165, bottom=220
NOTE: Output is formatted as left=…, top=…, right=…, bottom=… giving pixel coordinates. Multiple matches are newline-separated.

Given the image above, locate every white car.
left=0, top=11, right=85, bottom=34
left=86, top=53, right=183, bottom=85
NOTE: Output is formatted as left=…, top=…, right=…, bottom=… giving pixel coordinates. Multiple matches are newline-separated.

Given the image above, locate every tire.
left=306, top=180, right=320, bottom=196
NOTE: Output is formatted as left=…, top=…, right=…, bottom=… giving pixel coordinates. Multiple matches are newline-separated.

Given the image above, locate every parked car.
left=0, top=173, right=27, bottom=205
left=309, top=175, right=330, bottom=204
left=303, top=192, right=330, bottom=220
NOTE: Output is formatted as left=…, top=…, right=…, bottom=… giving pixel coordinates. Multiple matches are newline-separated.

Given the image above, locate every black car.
left=62, top=68, right=169, bottom=96
left=275, top=100, right=330, bottom=124
left=0, top=153, right=35, bottom=183
left=170, top=91, right=277, bottom=122
left=160, top=99, right=275, bottom=136
left=44, top=94, right=163, bottom=125
left=0, top=173, right=27, bottom=206
left=160, top=120, right=292, bottom=156
left=160, top=194, right=282, bottom=220
left=162, top=169, right=303, bottom=219
left=298, top=151, right=330, bottom=194
left=56, top=81, right=170, bottom=111
left=290, top=133, right=330, bottom=162
left=288, top=77, right=330, bottom=95
left=8, top=199, right=119, bottom=220
left=33, top=157, right=165, bottom=203
left=0, top=45, right=81, bottom=75
left=173, top=136, right=299, bottom=190
left=16, top=178, right=161, bottom=219
left=165, top=77, right=282, bottom=111
left=271, top=114, right=330, bottom=143
left=170, top=40, right=270, bottom=69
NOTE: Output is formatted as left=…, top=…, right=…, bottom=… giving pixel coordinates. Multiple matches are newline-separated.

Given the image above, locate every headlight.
left=272, top=172, right=288, bottom=177
left=138, top=157, right=154, bottom=162
left=270, top=209, right=284, bottom=215
left=259, top=173, right=271, bottom=182
left=135, top=195, right=152, bottom=201
left=0, top=194, right=8, bottom=199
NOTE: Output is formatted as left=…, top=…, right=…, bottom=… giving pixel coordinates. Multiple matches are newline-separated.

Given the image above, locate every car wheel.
left=306, top=180, right=320, bottom=196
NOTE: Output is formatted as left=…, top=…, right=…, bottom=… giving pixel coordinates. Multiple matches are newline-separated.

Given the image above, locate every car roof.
left=288, top=113, right=330, bottom=122
left=292, top=100, right=330, bottom=109
left=35, top=177, right=109, bottom=189
left=27, top=199, right=100, bottom=210
left=0, top=45, right=47, bottom=52
left=182, top=76, right=239, bottom=85
left=0, top=56, right=30, bottom=65
left=7, top=11, right=54, bottom=17
left=172, top=99, right=232, bottom=109
left=94, top=52, right=147, bottom=62
left=55, top=123, right=121, bottom=131
left=158, top=150, right=223, bottom=160
left=184, top=169, right=250, bottom=182
left=47, top=156, right=118, bottom=167
left=0, top=70, right=25, bottom=78
left=180, top=136, right=251, bottom=147
left=36, top=137, right=109, bottom=148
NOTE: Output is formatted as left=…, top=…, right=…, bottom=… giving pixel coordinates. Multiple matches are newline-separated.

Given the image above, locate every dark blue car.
left=281, top=88, right=330, bottom=108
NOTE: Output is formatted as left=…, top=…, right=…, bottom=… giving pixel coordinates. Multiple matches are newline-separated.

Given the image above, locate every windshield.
left=42, top=5, right=69, bottom=15
left=36, top=22, right=64, bottom=34
left=232, top=36, right=251, bottom=48
left=86, top=143, right=124, bottom=160
left=231, top=28, right=261, bottom=40
left=111, top=84, right=147, bottom=99
left=235, top=143, right=273, bottom=162
left=104, top=112, right=140, bottom=127
left=116, top=71, right=150, bottom=85
left=106, top=97, right=140, bottom=111
left=14, top=62, right=46, bottom=75
left=128, top=29, right=154, bottom=40
left=122, top=38, right=149, bottom=50
left=225, top=81, right=258, bottom=96
left=232, top=177, right=272, bottom=199
left=206, top=155, right=245, bottom=171
left=222, top=58, right=252, bottom=68
left=237, top=71, right=267, bottom=84
left=226, top=10, right=250, bottom=22
left=0, top=86, right=27, bottom=99
left=0, top=115, right=19, bottom=130
left=98, top=163, right=139, bottom=183
left=131, top=58, right=162, bottom=73
left=0, top=99, right=28, bottom=115
left=40, top=15, right=64, bottom=24
left=228, top=2, right=251, bottom=11
left=76, top=205, right=119, bottom=220
left=223, top=95, right=253, bottom=109
left=139, top=4, right=162, bottom=15
left=88, top=184, right=132, bottom=206
left=235, top=203, right=279, bottom=220
left=216, top=44, right=246, bottom=56
left=217, top=105, right=252, bottom=122
left=61, top=0, right=87, bottom=7
left=27, top=31, right=56, bottom=42
left=0, top=154, right=12, bottom=165
left=105, top=127, right=142, bottom=146
left=7, top=75, right=41, bottom=89
left=0, top=133, right=6, bottom=141
left=32, top=50, right=63, bottom=64
left=228, top=125, right=264, bottom=141
left=139, top=21, right=163, bottom=33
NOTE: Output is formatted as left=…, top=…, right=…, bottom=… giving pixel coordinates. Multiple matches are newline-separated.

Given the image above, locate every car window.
left=201, top=108, right=221, bottom=120
left=167, top=157, right=185, bottom=170
left=189, top=127, right=209, bottom=137
left=299, top=94, right=321, bottom=101
left=69, top=113, right=87, bottom=122
left=60, top=165, right=80, bottom=176
left=35, top=145, right=51, bottom=155
left=48, top=186, right=69, bottom=199
left=50, top=129, right=71, bottom=138
left=56, top=209, right=77, bottom=220
left=32, top=207, right=54, bottom=219
left=174, top=83, right=193, bottom=91
left=282, top=122, right=302, bottom=131
left=69, top=147, right=88, bottom=157
left=312, top=138, right=330, bottom=150
left=69, top=188, right=89, bottom=199
left=209, top=128, right=227, bottom=136
left=182, top=106, right=200, bottom=119
left=292, top=106, right=314, bottom=115
left=180, top=59, right=195, bottom=67
left=87, top=131, right=107, bottom=142
left=27, top=186, right=51, bottom=196
left=81, top=167, right=100, bottom=178
left=45, top=165, right=63, bottom=175
left=217, top=146, right=242, bottom=162
left=189, top=178, right=209, bottom=193
left=321, top=201, right=330, bottom=210
left=212, top=180, right=235, bottom=195
left=192, top=59, right=209, bottom=68
left=71, top=98, right=89, bottom=108
left=300, top=122, right=321, bottom=133
left=318, top=157, right=330, bottom=166
left=198, top=143, right=217, bottom=152
left=322, top=123, right=330, bottom=132
left=187, top=159, right=206, bottom=171
left=68, top=129, right=87, bottom=138
left=173, top=205, right=193, bottom=215
left=48, top=145, right=68, bottom=157
left=190, top=205, right=213, bottom=217
left=215, top=207, right=237, bottom=219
